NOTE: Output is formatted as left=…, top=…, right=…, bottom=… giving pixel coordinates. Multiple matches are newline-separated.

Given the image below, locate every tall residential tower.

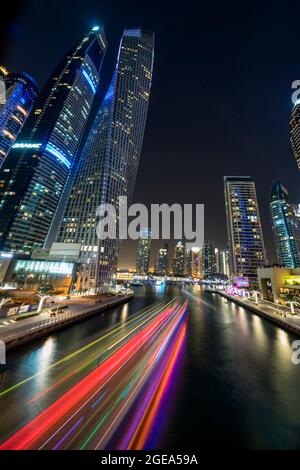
left=269, top=180, right=300, bottom=267
left=0, top=27, right=107, bottom=255
left=0, top=66, right=38, bottom=166
left=224, top=176, right=266, bottom=285
left=57, top=29, right=154, bottom=291
left=136, top=229, right=152, bottom=275
left=290, top=103, right=300, bottom=170
left=172, top=241, right=186, bottom=277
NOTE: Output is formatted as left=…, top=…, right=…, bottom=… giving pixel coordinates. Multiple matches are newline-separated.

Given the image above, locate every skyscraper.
left=290, top=103, right=300, bottom=170
left=0, top=27, right=107, bottom=255
left=220, top=249, right=230, bottom=276
left=136, top=229, right=152, bottom=275
left=57, top=29, right=154, bottom=291
left=156, top=243, right=169, bottom=275
left=202, top=241, right=216, bottom=276
left=269, top=180, right=300, bottom=268
left=0, top=66, right=38, bottom=166
left=224, top=176, right=266, bottom=285
left=186, top=247, right=202, bottom=278
left=172, top=241, right=186, bottom=277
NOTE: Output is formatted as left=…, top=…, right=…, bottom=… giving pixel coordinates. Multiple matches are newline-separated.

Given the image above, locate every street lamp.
left=36, top=294, right=51, bottom=313
left=287, top=301, right=295, bottom=315
left=252, top=290, right=260, bottom=305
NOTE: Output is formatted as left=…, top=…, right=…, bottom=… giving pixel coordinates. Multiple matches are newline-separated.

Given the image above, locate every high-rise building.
left=269, top=180, right=300, bottom=268
left=186, top=247, right=202, bottom=278
left=172, top=241, right=186, bottom=277
left=224, top=176, right=266, bottom=285
left=0, top=27, right=107, bottom=255
left=290, top=103, right=300, bottom=170
left=220, top=249, right=230, bottom=276
left=214, top=247, right=220, bottom=273
left=202, top=241, right=216, bottom=276
left=57, top=29, right=154, bottom=291
left=0, top=66, right=38, bottom=166
left=156, top=243, right=169, bottom=275
left=136, top=229, right=152, bottom=275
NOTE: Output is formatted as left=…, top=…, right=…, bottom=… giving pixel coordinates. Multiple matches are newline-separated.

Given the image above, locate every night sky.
left=1, top=0, right=300, bottom=269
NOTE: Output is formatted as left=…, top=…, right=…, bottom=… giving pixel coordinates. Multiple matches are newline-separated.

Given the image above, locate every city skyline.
left=2, top=1, right=300, bottom=457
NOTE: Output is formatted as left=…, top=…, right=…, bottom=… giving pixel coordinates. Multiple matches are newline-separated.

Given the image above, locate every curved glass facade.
left=58, top=29, right=154, bottom=292
left=0, top=69, right=38, bottom=166
left=270, top=180, right=300, bottom=268
left=0, top=28, right=107, bottom=254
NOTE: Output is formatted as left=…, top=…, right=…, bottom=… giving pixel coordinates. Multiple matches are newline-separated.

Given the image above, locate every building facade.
left=219, top=249, right=230, bottom=276
left=0, top=66, right=38, bottom=166
left=0, top=27, right=107, bottom=255
left=136, top=229, right=152, bottom=275
left=290, top=103, right=300, bottom=171
left=269, top=180, right=300, bottom=268
left=57, top=29, right=154, bottom=291
left=224, top=176, right=266, bottom=286
left=186, top=247, right=202, bottom=278
left=156, top=244, right=169, bottom=275
left=172, top=241, right=186, bottom=277
left=202, top=241, right=216, bottom=276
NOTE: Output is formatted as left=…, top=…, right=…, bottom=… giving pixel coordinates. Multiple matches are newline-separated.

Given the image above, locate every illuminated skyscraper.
left=156, top=244, right=169, bottom=275
left=220, top=249, right=230, bottom=276
left=172, top=241, right=186, bottom=277
left=57, top=29, right=154, bottom=291
left=224, top=176, right=266, bottom=285
left=0, top=27, right=107, bottom=254
left=136, top=229, right=152, bottom=275
left=0, top=66, right=37, bottom=166
left=290, top=103, right=300, bottom=170
left=202, top=241, right=216, bottom=276
left=269, top=180, right=300, bottom=268
left=186, top=247, right=202, bottom=278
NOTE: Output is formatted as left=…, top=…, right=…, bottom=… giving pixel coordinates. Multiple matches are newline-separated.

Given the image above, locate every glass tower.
left=202, top=241, right=216, bottom=276
left=0, top=66, right=38, bottom=166
left=224, top=176, right=266, bottom=286
left=172, top=241, right=186, bottom=277
left=220, top=249, right=230, bottom=276
left=156, top=244, right=169, bottom=275
left=0, top=27, right=107, bottom=254
left=57, top=29, right=154, bottom=292
left=269, top=180, right=300, bottom=268
left=136, top=229, right=152, bottom=275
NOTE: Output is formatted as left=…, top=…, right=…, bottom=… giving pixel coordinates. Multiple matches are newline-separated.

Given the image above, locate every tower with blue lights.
left=0, top=27, right=107, bottom=254
left=57, top=29, right=154, bottom=292
left=0, top=66, right=37, bottom=166
left=224, top=176, right=266, bottom=286
left=269, top=180, right=300, bottom=268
